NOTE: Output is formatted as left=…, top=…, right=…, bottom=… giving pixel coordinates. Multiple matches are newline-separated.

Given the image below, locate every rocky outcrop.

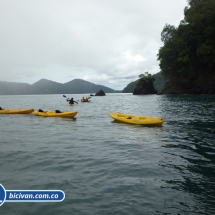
left=133, top=79, right=157, bottom=95
left=95, top=89, right=106, bottom=96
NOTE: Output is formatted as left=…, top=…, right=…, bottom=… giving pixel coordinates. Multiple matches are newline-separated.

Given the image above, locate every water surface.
left=0, top=94, right=214, bottom=214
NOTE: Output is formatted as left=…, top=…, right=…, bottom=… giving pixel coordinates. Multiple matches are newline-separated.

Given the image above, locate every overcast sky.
left=0, top=0, right=188, bottom=90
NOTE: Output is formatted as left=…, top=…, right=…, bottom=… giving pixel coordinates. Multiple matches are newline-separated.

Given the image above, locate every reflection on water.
left=157, top=95, right=215, bottom=215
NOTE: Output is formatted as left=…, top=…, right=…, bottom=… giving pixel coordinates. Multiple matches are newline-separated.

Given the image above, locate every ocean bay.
left=0, top=93, right=214, bottom=214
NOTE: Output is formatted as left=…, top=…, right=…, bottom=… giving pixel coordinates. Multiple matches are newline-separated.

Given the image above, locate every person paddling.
left=67, top=98, right=77, bottom=105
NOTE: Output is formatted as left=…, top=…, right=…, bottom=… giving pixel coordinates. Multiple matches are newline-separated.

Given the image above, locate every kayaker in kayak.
left=81, top=97, right=89, bottom=102
left=67, top=98, right=77, bottom=105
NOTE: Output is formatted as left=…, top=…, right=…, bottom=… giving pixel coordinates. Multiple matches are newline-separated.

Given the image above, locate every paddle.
left=63, top=95, right=78, bottom=104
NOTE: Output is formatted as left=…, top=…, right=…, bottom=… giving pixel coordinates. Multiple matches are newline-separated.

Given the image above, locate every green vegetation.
left=139, top=72, right=155, bottom=82
left=157, top=0, right=215, bottom=93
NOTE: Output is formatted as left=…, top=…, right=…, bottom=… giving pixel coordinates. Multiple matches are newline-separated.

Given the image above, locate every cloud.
left=0, top=0, right=188, bottom=90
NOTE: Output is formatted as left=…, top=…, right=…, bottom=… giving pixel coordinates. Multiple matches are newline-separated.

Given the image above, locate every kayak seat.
left=55, top=110, right=61, bottom=113
left=38, top=109, right=44, bottom=112
left=0, top=107, right=2, bottom=110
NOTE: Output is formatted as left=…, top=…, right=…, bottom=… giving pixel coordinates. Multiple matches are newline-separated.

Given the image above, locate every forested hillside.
left=158, top=0, right=215, bottom=94
left=122, top=80, right=139, bottom=93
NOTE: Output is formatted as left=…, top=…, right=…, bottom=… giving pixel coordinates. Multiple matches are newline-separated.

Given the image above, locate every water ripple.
left=0, top=94, right=214, bottom=214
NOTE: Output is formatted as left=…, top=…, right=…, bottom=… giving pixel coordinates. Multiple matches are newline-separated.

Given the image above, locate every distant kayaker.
left=67, top=98, right=76, bottom=104
left=81, top=97, right=88, bottom=102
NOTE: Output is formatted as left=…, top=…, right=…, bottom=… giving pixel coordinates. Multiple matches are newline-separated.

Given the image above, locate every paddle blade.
left=63, top=95, right=67, bottom=98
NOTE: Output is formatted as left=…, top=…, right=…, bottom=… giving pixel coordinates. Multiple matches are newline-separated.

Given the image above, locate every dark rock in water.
left=133, top=79, right=157, bottom=95
left=95, top=90, right=106, bottom=96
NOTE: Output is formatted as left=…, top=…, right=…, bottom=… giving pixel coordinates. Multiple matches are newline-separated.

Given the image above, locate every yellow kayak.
left=68, top=101, right=78, bottom=105
left=33, top=110, right=77, bottom=118
left=110, top=112, right=164, bottom=125
left=81, top=99, right=90, bottom=102
left=0, top=108, right=34, bottom=114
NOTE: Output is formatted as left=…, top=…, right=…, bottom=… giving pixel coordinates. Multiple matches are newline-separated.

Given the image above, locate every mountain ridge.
left=0, top=78, right=119, bottom=95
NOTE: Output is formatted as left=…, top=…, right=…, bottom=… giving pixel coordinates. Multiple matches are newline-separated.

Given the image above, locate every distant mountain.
left=63, top=79, right=117, bottom=94
left=0, top=78, right=118, bottom=95
left=0, top=81, right=35, bottom=95
left=122, top=80, right=139, bottom=93
left=32, top=79, right=66, bottom=94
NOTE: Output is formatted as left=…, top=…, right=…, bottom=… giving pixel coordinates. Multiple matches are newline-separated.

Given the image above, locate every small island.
left=133, top=72, right=157, bottom=95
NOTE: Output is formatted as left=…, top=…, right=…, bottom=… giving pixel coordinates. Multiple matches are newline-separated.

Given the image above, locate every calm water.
left=0, top=93, right=215, bottom=215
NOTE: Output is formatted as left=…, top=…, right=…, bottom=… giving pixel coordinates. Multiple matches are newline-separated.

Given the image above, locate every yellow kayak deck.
left=33, top=110, right=77, bottom=118
left=0, top=108, right=34, bottom=114
left=110, top=112, right=164, bottom=125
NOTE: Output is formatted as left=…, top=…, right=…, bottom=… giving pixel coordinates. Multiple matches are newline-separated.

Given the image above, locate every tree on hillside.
left=139, top=72, right=155, bottom=82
